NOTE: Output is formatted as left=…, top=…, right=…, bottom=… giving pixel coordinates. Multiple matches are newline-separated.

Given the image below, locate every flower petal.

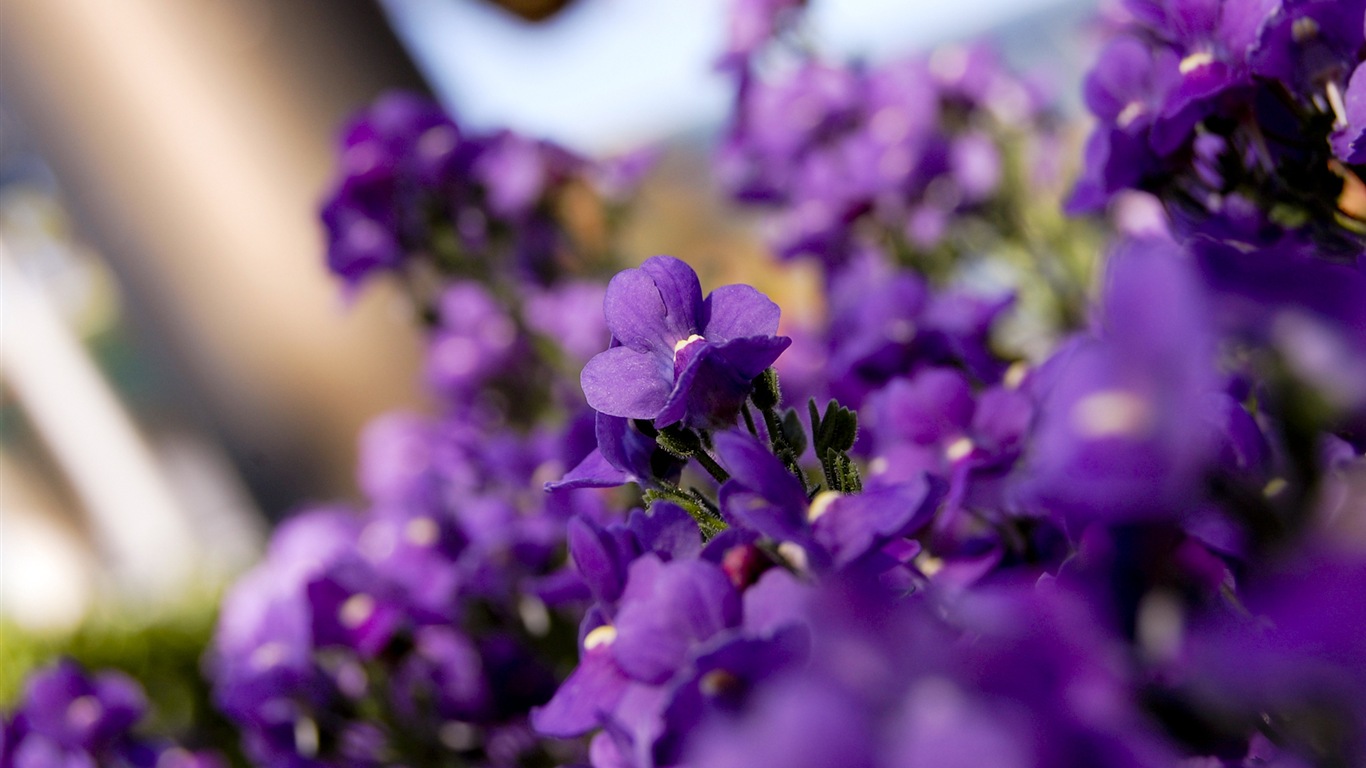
left=715, top=431, right=809, bottom=516
left=703, top=284, right=782, bottom=342
left=530, top=646, right=631, bottom=737
left=582, top=346, right=672, bottom=420
left=603, top=256, right=703, bottom=354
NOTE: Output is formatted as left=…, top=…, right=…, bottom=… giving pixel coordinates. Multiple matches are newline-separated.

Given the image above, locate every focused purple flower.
left=580, top=256, right=790, bottom=430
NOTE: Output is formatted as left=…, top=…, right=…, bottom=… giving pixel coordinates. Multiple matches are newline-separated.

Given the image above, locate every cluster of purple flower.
left=1, top=660, right=222, bottom=768
left=529, top=235, right=1366, bottom=766
left=1072, top=0, right=1366, bottom=419
left=1072, top=0, right=1366, bottom=255
left=508, top=3, right=1366, bottom=766
left=717, top=3, right=1057, bottom=275
left=321, top=92, right=609, bottom=290
left=206, top=100, right=635, bottom=766
left=9, top=1, right=1366, bottom=766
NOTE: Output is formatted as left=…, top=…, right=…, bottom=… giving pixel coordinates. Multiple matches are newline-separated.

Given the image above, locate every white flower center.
left=1070, top=390, right=1153, bottom=438
left=673, top=334, right=705, bottom=358
left=250, top=642, right=287, bottom=671
left=777, top=542, right=809, bottom=571
left=807, top=490, right=842, bottom=522
left=66, top=695, right=103, bottom=729
left=1117, top=101, right=1146, bottom=129
left=1326, top=80, right=1348, bottom=129
left=404, top=517, right=439, bottom=547
left=944, top=436, right=975, bottom=462
left=584, top=624, right=618, bottom=650
left=1179, top=51, right=1214, bottom=75
left=339, top=593, right=376, bottom=629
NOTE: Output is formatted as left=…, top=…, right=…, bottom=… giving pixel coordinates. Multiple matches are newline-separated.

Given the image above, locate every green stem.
left=692, top=449, right=731, bottom=484
left=741, top=403, right=759, bottom=436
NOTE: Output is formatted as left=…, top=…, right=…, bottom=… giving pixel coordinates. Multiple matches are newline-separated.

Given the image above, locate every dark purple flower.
left=610, top=556, right=742, bottom=685
left=1192, top=237, right=1366, bottom=411
left=530, top=634, right=632, bottom=740
left=674, top=577, right=1179, bottom=768
left=580, top=256, right=790, bottom=430
left=1184, top=546, right=1366, bottom=764
left=714, top=430, right=942, bottom=572
left=307, top=562, right=406, bottom=660
left=1248, top=0, right=1364, bottom=96
left=321, top=93, right=460, bottom=285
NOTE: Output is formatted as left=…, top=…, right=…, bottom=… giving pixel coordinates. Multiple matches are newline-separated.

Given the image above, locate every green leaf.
left=781, top=409, right=808, bottom=458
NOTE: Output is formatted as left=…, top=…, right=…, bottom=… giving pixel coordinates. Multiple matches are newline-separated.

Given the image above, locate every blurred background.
left=0, top=0, right=1095, bottom=663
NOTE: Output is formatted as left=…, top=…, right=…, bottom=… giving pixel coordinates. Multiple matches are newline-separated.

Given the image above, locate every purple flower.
left=1073, top=0, right=1366, bottom=257
left=523, top=281, right=610, bottom=365
left=610, top=555, right=743, bottom=685
left=4, top=660, right=222, bottom=768
left=211, top=509, right=361, bottom=724
left=862, top=370, right=1036, bottom=570
left=1192, top=237, right=1366, bottom=411
left=530, top=555, right=743, bottom=745
left=426, top=281, right=520, bottom=396
left=580, top=256, right=790, bottom=430
left=1020, top=238, right=1220, bottom=523
left=1184, top=546, right=1366, bottom=764
left=683, top=677, right=876, bottom=768
left=1249, top=0, right=1364, bottom=96
left=11, top=661, right=145, bottom=755
left=714, top=430, right=942, bottom=573
left=321, top=92, right=460, bottom=285
left=1331, top=62, right=1366, bottom=163
left=823, top=251, right=1010, bottom=406
left=676, top=577, right=1179, bottom=768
